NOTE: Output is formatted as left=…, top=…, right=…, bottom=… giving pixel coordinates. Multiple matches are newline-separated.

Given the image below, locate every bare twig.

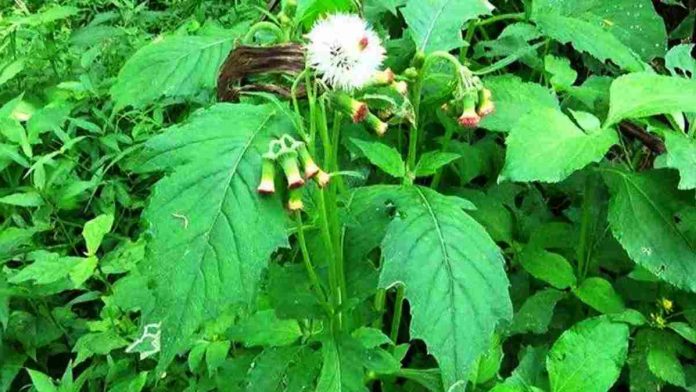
left=618, top=121, right=666, bottom=155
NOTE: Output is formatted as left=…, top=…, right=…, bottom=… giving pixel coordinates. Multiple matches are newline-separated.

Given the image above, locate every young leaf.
left=111, top=33, right=241, bottom=109
left=547, top=317, right=630, bottom=392
left=602, top=168, right=696, bottom=292
left=401, top=0, right=492, bottom=53
left=0, top=191, right=43, bottom=207
left=511, top=289, right=565, bottom=335
left=656, top=131, right=696, bottom=190
left=82, top=214, right=114, bottom=256
left=605, top=73, right=696, bottom=126
left=378, top=185, right=512, bottom=390
left=414, top=151, right=460, bottom=177
left=501, top=108, right=617, bottom=183
left=518, top=247, right=577, bottom=289
left=246, top=346, right=320, bottom=392
left=317, top=335, right=368, bottom=392
left=132, top=103, right=292, bottom=368
left=228, top=310, right=302, bottom=348
left=27, top=369, right=58, bottom=392
left=572, top=277, right=625, bottom=314
left=480, top=75, right=560, bottom=133
left=351, top=138, right=405, bottom=178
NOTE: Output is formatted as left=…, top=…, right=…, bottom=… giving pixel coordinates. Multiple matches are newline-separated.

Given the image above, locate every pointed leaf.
left=378, top=185, right=512, bottom=390
left=658, top=131, right=696, bottom=190
left=351, top=138, right=405, bottom=178
left=602, top=168, right=696, bottom=292
left=572, top=277, right=625, bottom=314
left=134, top=103, right=291, bottom=367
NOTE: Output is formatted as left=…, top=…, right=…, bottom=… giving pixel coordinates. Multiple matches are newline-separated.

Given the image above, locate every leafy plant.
left=1, top=0, right=695, bottom=391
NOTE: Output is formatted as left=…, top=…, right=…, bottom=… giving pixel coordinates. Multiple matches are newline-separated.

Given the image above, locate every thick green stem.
left=390, top=286, right=405, bottom=343
left=477, top=12, right=525, bottom=27
left=295, top=211, right=331, bottom=313
left=430, top=123, right=456, bottom=189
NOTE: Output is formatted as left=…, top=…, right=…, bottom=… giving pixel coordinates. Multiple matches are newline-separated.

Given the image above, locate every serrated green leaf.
left=133, top=103, right=291, bottom=368
left=317, top=335, right=368, bottom=392
left=573, top=277, right=625, bottom=314
left=206, top=340, right=230, bottom=376
left=480, top=75, right=560, bottom=133
left=602, top=168, right=696, bottom=292
left=27, top=369, right=57, bottom=392
left=547, top=317, right=629, bottom=392
left=532, top=0, right=666, bottom=61
left=511, top=289, right=565, bottom=335
left=645, top=330, right=686, bottom=387
left=669, top=322, right=696, bottom=345
left=414, top=151, right=460, bottom=177
left=378, top=185, right=512, bottom=390
left=501, top=108, right=617, bottom=183
left=665, top=44, right=695, bottom=78
left=518, top=247, right=576, bottom=289
left=82, top=214, right=114, bottom=256
left=111, top=34, right=238, bottom=109
left=544, top=55, right=577, bottom=91
left=402, top=0, right=492, bottom=53
left=247, top=346, right=320, bottom=392
left=73, top=331, right=129, bottom=365
left=605, top=73, right=696, bottom=126
left=351, top=138, right=405, bottom=178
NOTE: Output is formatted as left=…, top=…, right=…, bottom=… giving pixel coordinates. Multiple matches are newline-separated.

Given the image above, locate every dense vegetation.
left=0, top=0, right=695, bottom=391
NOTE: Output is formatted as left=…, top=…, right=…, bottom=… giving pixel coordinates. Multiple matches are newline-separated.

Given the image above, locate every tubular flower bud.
left=257, top=156, right=277, bottom=194
left=392, top=80, right=408, bottom=95
left=297, top=144, right=321, bottom=179
left=477, top=88, right=495, bottom=117
left=314, top=169, right=331, bottom=188
left=457, top=93, right=480, bottom=128
left=372, top=68, right=395, bottom=85
left=335, top=94, right=368, bottom=123
left=279, top=151, right=305, bottom=189
left=366, top=112, right=388, bottom=136
left=288, top=188, right=304, bottom=211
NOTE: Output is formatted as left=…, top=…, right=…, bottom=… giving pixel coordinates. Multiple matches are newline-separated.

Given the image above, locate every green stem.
left=390, top=286, right=405, bottom=343
left=295, top=211, right=331, bottom=313
left=373, top=288, right=386, bottom=329
left=430, top=123, right=456, bottom=189
left=243, top=21, right=285, bottom=44
left=460, top=19, right=478, bottom=61
left=477, top=12, right=525, bottom=27
left=576, top=174, right=599, bottom=281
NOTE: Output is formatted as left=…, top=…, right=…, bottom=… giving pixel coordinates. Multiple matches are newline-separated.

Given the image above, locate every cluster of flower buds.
left=333, top=89, right=394, bottom=137
left=257, top=135, right=330, bottom=211
left=437, top=65, right=495, bottom=129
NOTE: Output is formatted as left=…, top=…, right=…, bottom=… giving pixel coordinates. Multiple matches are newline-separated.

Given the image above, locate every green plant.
left=1, top=0, right=695, bottom=391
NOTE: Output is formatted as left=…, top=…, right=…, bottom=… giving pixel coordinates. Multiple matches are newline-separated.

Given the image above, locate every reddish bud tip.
left=257, top=180, right=275, bottom=194
left=359, top=36, right=369, bottom=50
left=458, top=110, right=481, bottom=128
left=304, top=161, right=320, bottom=179
left=257, top=157, right=276, bottom=194
left=353, top=102, right=368, bottom=123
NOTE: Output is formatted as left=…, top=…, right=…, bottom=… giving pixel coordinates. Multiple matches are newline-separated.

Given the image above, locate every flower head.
left=307, top=14, right=385, bottom=91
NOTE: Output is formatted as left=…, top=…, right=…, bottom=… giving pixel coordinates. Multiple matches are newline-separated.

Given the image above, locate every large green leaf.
left=111, top=33, right=241, bottom=109
left=377, top=185, right=512, bottom=390
left=605, top=73, right=696, bottom=126
left=547, top=317, right=629, bottom=392
left=316, top=335, right=368, bottom=392
left=133, top=103, right=291, bottom=367
left=602, top=168, right=696, bottom=292
left=480, top=75, right=560, bottom=133
left=402, top=0, right=492, bottom=53
left=501, top=108, right=617, bottom=183
left=532, top=0, right=666, bottom=62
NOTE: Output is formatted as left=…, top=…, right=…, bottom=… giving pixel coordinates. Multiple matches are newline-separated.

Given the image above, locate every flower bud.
left=366, top=112, right=388, bottom=137
left=288, top=187, right=304, bottom=211
left=314, top=170, right=331, bottom=188
left=297, top=144, right=320, bottom=179
left=404, top=67, right=418, bottom=80
left=279, top=151, right=305, bottom=189
left=477, top=88, right=495, bottom=117
left=257, top=156, right=276, bottom=194
left=457, top=93, right=480, bottom=128
left=372, top=68, right=395, bottom=85
left=335, top=94, right=368, bottom=123
left=392, top=81, right=408, bottom=95
left=413, top=51, right=425, bottom=69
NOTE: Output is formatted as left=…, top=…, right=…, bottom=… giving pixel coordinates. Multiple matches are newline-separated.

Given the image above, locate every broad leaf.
left=605, top=73, right=696, bottom=126
left=378, top=185, right=512, bottom=390
left=511, top=289, right=565, bottom=335
left=316, top=335, right=368, bottom=392
left=402, top=0, right=492, bottom=53
left=228, top=310, right=302, bottom=347
left=602, top=168, right=696, bottom=292
left=518, top=247, right=576, bottom=289
left=547, top=317, right=629, bottom=392
left=246, top=346, right=320, bottom=392
left=532, top=0, right=666, bottom=61
left=133, top=103, right=292, bottom=367
left=82, top=214, right=114, bottom=256
left=501, top=108, right=617, bottom=183
left=111, top=32, right=244, bottom=109
left=480, top=75, right=560, bottom=133
left=572, top=277, right=625, bottom=314
left=414, top=151, right=460, bottom=177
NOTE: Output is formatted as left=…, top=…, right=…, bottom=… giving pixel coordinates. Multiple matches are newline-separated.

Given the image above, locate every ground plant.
left=0, top=0, right=695, bottom=391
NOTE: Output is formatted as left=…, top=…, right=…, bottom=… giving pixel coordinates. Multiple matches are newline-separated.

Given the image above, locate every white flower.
left=306, top=14, right=385, bottom=91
